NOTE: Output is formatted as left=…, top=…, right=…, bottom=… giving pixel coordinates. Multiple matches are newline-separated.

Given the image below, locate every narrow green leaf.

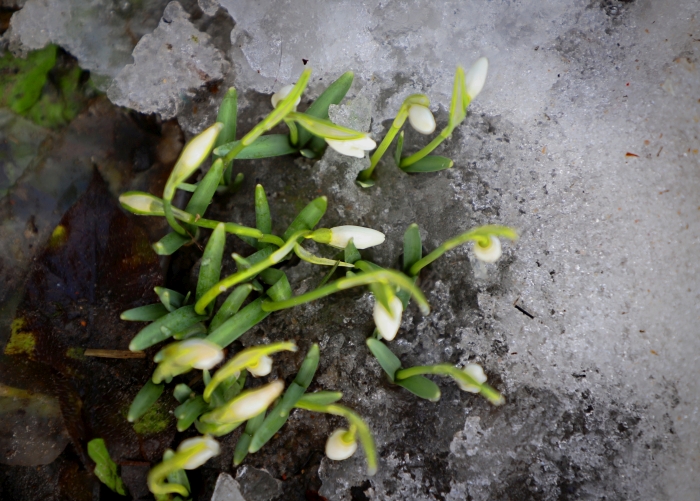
left=255, top=184, right=272, bottom=235
left=297, top=391, right=343, bottom=406
left=297, top=71, right=354, bottom=147
left=129, top=305, right=205, bottom=351
left=173, top=384, right=194, bottom=404
left=230, top=172, right=245, bottom=192
left=120, top=303, right=168, bottom=322
left=283, top=196, right=327, bottom=241
left=395, top=375, right=441, bottom=402
left=210, top=284, right=253, bottom=332
left=185, top=158, right=224, bottom=220
left=343, top=238, right=361, bottom=264
left=87, top=439, right=127, bottom=495
left=394, top=130, right=404, bottom=167
left=234, top=410, right=266, bottom=465
left=196, top=223, right=226, bottom=305
left=206, top=298, right=269, bottom=348
left=153, top=231, right=192, bottom=256
left=172, top=322, right=207, bottom=340
left=401, top=155, right=453, bottom=173
left=174, top=395, right=209, bottom=432
left=249, top=344, right=319, bottom=453
left=317, top=260, right=340, bottom=287
left=265, top=270, right=293, bottom=302
left=366, top=338, right=401, bottom=382
left=127, top=380, right=164, bottom=423
left=403, top=223, right=422, bottom=273
left=308, top=135, right=327, bottom=156
left=214, top=134, right=297, bottom=159
left=154, top=287, right=186, bottom=312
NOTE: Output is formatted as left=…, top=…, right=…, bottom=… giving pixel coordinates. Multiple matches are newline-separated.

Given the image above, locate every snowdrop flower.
left=328, top=226, right=385, bottom=249
left=152, top=339, right=224, bottom=383
left=407, top=105, right=436, bottom=135
left=464, top=57, right=488, bottom=100
left=325, top=136, right=377, bottom=158
left=473, top=235, right=502, bottom=263
left=246, top=355, right=273, bottom=377
left=456, top=364, right=487, bottom=393
left=165, top=123, right=223, bottom=199
left=325, top=428, right=358, bottom=461
left=201, top=380, right=284, bottom=424
left=176, top=436, right=221, bottom=469
left=271, top=84, right=301, bottom=109
left=373, top=296, right=403, bottom=341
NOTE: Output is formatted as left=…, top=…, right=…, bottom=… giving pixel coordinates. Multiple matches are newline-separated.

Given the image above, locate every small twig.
left=84, top=349, right=145, bottom=359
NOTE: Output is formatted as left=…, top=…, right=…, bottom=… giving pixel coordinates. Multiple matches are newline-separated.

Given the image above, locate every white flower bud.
left=202, top=380, right=284, bottom=424
left=166, top=123, right=223, bottom=199
left=473, top=235, right=502, bottom=263
left=373, top=296, right=403, bottom=341
left=119, top=192, right=164, bottom=215
left=247, top=355, right=273, bottom=377
left=271, top=84, right=301, bottom=109
left=464, top=57, right=488, bottom=100
left=408, top=105, right=436, bottom=135
left=156, top=339, right=224, bottom=370
left=177, top=436, right=220, bottom=469
left=328, top=226, right=386, bottom=249
left=325, top=428, right=358, bottom=461
left=325, top=136, right=377, bottom=158
left=457, top=364, right=487, bottom=393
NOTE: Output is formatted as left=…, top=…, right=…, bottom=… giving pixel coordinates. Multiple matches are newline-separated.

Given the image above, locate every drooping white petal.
left=473, top=235, right=502, bottom=263
left=464, top=57, right=488, bottom=100
left=373, top=296, right=403, bottom=341
left=408, top=105, right=436, bottom=135
left=177, top=436, right=221, bottom=469
left=247, top=355, right=273, bottom=377
left=325, top=136, right=377, bottom=158
left=328, top=226, right=386, bottom=249
left=271, top=84, right=300, bottom=109
left=325, top=428, right=358, bottom=461
left=457, top=364, right=487, bottom=393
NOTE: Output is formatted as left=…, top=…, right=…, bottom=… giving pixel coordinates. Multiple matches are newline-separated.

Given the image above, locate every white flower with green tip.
left=271, top=84, right=301, bottom=109
left=325, top=428, right=358, bottom=461
left=464, top=57, right=488, bottom=100
left=201, top=380, right=284, bottom=424
left=473, top=235, right=502, bottom=263
left=373, top=296, right=403, bottom=341
left=327, top=226, right=385, bottom=249
left=456, top=364, right=487, bottom=393
left=177, top=436, right=221, bottom=469
left=246, top=354, right=273, bottom=377
left=407, top=104, right=436, bottom=135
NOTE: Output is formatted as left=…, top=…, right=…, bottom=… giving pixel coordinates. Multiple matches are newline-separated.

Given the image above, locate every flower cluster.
left=106, top=59, right=517, bottom=497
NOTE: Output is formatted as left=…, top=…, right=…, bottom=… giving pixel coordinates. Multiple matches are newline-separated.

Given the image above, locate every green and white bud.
left=152, top=339, right=224, bottom=383
left=464, top=57, right=488, bottom=100
left=473, top=235, right=502, bottom=263
left=315, top=226, right=385, bottom=249
left=176, top=436, right=221, bottom=469
left=164, top=122, right=224, bottom=200
left=408, top=105, right=436, bottom=135
left=119, top=192, right=165, bottom=215
left=456, top=364, right=487, bottom=393
left=246, top=355, right=273, bottom=377
left=325, top=137, right=377, bottom=158
left=271, top=84, right=300, bottom=109
left=325, top=428, right=358, bottom=461
left=373, top=295, right=403, bottom=341
left=201, top=380, right=284, bottom=424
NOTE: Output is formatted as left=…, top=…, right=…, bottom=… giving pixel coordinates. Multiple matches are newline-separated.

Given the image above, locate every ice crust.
left=107, top=1, right=228, bottom=119
left=3, top=0, right=699, bottom=499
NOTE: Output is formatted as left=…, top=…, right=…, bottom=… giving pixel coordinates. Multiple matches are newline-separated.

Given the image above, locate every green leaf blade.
left=401, top=155, right=453, bottom=173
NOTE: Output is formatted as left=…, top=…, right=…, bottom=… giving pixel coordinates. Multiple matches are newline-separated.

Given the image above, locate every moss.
left=132, top=399, right=171, bottom=435
left=4, top=318, right=35, bottom=356
left=66, top=347, right=85, bottom=359
left=48, top=224, right=68, bottom=249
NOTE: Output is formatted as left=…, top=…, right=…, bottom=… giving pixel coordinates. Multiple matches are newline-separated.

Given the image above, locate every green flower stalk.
left=357, top=93, right=431, bottom=182
left=399, top=58, right=488, bottom=169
